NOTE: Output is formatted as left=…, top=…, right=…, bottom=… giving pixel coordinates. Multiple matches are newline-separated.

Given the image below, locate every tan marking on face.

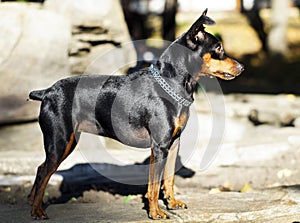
left=215, top=42, right=224, bottom=54
left=199, top=53, right=242, bottom=80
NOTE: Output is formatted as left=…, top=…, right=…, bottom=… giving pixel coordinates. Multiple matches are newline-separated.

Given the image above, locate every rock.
left=248, top=109, right=280, bottom=126
left=44, top=0, right=133, bottom=46
left=280, top=114, right=296, bottom=127
left=69, top=40, right=91, bottom=57
left=0, top=3, right=71, bottom=124
left=72, top=25, right=107, bottom=35
left=294, top=117, right=300, bottom=128
left=85, top=43, right=137, bottom=75
left=74, top=33, right=113, bottom=44
left=288, top=135, right=300, bottom=147
left=44, top=0, right=136, bottom=75
left=177, top=187, right=300, bottom=223
left=44, top=0, right=114, bottom=27
left=0, top=122, right=43, bottom=175
left=69, top=56, right=86, bottom=75
left=0, top=121, right=87, bottom=175
left=225, top=94, right=300, bottom=122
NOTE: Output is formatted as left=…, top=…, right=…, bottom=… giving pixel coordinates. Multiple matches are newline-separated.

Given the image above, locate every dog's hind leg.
left=30, top=131, right=79, bottom=219
left=29, top=111, right=80, bottom=219
left=162, top=138, right=187, bottom=210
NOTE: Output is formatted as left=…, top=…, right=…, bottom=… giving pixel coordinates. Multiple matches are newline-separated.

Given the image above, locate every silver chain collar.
left=149, top=64, right=192, bottom=107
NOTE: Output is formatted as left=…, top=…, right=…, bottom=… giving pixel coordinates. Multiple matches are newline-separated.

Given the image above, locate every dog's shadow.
left=51, top=156, right=195, bottom=207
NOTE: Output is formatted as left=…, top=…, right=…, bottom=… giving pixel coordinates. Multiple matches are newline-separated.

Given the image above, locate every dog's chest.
left=172, top=113, right=188, bottom=137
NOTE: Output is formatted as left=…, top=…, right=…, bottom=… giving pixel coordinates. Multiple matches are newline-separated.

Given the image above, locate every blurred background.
left=1, top=0, right=300, bottom=99
left=1, top=0, right=300, bottom=126
left=1, top=1, right=300, bottom=221
left=120, top=0, right=300, bottom=94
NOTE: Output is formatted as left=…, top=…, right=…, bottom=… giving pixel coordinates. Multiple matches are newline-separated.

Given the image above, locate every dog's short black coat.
left=28, top=9, right=244, bottom=220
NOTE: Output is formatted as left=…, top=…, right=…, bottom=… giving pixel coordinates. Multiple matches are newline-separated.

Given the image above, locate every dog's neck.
left=156, top=37, right=200, bottom=97
left=156, top=61, right=198, bottom=96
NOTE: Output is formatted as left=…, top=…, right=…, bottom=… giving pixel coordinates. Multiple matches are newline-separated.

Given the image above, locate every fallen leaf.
left=124, top=195, right=132, bottom=203
left=240, top=183, right=253, bottom=193
left=286, top=94, right=296, bottom=100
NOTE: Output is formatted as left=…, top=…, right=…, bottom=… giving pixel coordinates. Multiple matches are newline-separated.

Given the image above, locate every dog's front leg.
left=147, top=144, right=169, bottom=220
left=162, top=138, right=187, bottom=209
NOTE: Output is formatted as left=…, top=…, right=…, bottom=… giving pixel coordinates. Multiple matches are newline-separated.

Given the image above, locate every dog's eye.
left=215, top=45, right=223, bottom=54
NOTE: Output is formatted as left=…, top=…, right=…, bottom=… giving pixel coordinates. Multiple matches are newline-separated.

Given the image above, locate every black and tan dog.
left=28, top=9, right=243, bottom=220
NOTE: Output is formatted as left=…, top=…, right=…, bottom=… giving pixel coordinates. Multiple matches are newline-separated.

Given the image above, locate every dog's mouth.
left=200, top=54, right=244, bottom=81
left=200, top=64, right=244, bottom=81
left=212, top=71, right=236, bottom=80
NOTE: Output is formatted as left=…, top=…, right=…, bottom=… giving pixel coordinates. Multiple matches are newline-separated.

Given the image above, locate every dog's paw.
left=31, top=207, right=49, bottom=220
left=149, top=208, right=169, bottom=220
left=167, top=199, right=187, bottom=210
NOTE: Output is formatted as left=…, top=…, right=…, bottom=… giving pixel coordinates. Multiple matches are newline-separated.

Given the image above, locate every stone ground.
left=1, top=93, right=300, bottom=223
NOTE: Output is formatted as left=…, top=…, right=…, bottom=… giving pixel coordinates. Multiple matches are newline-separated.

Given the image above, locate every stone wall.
left=44, top=0, right=136, bottom=75
left=0, top=1, right=136, bottom=125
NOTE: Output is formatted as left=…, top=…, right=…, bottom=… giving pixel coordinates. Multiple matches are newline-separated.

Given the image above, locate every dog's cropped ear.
left=187, top=8, right=215, bottom=42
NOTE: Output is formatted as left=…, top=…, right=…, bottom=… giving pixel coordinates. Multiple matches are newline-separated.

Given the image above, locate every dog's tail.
left=29, top=89, right=46, bottom=101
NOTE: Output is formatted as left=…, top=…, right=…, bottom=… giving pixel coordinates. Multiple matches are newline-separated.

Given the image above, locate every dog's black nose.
left=238, top=63, right=245, bottom=72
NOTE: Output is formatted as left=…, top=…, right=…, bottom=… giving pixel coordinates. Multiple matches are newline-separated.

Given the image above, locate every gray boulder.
left=44, top=0, right=116, bottom=27
left=0, top=3, right=71, bottom=124
left=44, top=0, right=136, bottom=75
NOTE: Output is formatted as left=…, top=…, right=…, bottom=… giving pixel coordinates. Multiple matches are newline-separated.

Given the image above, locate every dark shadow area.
left=220, top=0, right=300, bottom=95
left=51, top=156, right=195, bottom=205
left=281, top=185, right=300, bottom=190
left=121, top=0, right=178, bottom=41
left=220, top=52, right=300, bottom=95
left=127, top=47, right=300, bottom=95
left=241, top=0, right=269, bottom=53
left=122, top=0, right=300, bottom=95
left=121, top=0, right=177, bottom=72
